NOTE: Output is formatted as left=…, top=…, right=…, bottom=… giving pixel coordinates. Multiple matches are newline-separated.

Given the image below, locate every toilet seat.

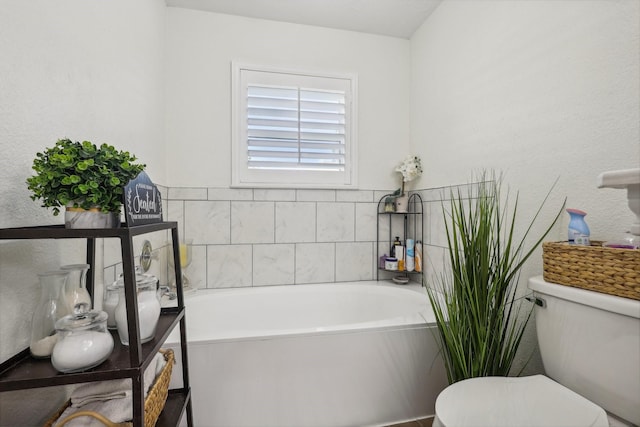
left=433, top=375, right=609, bottom=427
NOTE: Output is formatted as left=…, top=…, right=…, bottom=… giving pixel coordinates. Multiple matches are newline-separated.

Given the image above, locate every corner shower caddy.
left=376, top=193, right=424, bottom=282
left=0, top=222, right=193, bottom=427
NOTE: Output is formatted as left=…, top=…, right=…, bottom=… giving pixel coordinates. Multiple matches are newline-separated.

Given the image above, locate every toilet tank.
left=529, top=276, right=640, bottom=426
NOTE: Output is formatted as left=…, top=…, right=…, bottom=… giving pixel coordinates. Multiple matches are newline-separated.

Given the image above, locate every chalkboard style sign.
left=123, top=171, right=163, bottom=226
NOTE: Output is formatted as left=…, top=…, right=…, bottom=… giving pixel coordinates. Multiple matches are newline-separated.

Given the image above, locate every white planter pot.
left=65, top=207, right=119, bottom=229
left=394, top=195, right=409, bottom=213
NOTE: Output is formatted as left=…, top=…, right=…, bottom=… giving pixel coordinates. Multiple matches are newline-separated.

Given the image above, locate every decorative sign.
left=123, top=171, right=163, bottom=226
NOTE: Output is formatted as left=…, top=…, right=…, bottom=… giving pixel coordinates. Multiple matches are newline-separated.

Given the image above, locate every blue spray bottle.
left=567, top=208, right=590, bottom=245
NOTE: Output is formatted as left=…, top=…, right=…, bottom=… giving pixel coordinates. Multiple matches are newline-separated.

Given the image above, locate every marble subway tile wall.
left=98, top=184, right=469, bottom=291
left=164, top=187, right=397, bottom=288
left=414, top=183, right=478, bottom=292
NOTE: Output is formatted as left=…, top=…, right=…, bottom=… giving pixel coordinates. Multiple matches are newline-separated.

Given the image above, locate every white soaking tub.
left=166, top=281, right=448, bottom=427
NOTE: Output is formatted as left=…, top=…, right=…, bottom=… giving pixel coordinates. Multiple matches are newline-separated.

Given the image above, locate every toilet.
left=433, top=275, right=640, bottom=427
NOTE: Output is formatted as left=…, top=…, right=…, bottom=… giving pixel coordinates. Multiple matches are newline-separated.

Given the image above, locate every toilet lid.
left=435, top=375, right=609, bottom=427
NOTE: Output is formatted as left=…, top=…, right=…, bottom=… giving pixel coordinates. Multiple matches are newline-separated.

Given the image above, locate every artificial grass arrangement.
left=427, top=171, right=564, bottom=383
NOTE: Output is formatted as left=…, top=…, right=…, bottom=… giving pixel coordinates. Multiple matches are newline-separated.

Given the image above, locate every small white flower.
left=395, top=155, right=423, bottom=182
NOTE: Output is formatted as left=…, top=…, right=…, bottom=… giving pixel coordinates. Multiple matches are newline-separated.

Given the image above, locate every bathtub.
left=166, top=281, right=448, bottom=427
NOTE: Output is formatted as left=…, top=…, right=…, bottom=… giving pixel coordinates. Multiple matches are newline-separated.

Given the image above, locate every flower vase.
left=395, top=194, right=409, bottom=213
left=179, top=239, right=193, bottom=287
left=30, top=270, right=69, bottom=358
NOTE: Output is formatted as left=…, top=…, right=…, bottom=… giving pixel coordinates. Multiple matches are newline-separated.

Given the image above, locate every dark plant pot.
left=65, top=207, right=119, bottom=229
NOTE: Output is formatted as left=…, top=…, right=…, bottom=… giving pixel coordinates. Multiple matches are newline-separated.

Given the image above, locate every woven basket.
left=44, top=349, right=174, bottom=427
left=542, top=241, right=640, bottom=300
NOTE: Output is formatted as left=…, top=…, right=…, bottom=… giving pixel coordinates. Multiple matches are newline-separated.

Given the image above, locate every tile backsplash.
left=100, top=184, right=474, bottom=290
left=164, top=188, right=391, bottom=288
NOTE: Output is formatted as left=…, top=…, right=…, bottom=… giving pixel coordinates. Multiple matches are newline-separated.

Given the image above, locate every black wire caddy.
left=376, top=192, right=424, bottom=284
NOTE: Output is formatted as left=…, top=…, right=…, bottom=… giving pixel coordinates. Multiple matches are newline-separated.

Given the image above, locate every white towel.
left=71, top=379, right=131, bottom=408
left=54, top=352, right=167, bottom=427
left=60, top=396, right=134, bottom=427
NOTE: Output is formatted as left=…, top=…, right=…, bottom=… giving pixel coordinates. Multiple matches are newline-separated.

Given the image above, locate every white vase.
left=395, top=195, right=409, bottom=213
left=65, top=206, right=118, bottom=229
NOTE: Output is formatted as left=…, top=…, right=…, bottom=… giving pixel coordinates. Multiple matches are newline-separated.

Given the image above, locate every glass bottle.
left=179, top=239, right=193, bottom=287
left=30, top=270, right=69, bottom=358
left=104, top=267, right=156, bottom=329
left=114, top=273, right=161, bottom=345
left=60, top=264, right=92, bottom=317
left=103, top=281, right=122, bottom=329
left=52, top=303, right=113, bottom=373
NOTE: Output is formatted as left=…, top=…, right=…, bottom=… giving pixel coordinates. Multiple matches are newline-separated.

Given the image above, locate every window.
left=232, top=63, right=357, bottom=188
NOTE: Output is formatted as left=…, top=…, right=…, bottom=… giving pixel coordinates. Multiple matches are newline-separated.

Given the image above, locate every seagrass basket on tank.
left=542, top=241, right=640, bottom=301
left=44, top=349, right=174, bottom=427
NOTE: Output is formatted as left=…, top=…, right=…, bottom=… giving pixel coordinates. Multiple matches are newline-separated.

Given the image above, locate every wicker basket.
left=542, top=241, right=640, bottom=300
left=44, top=349, right=174, bottom=427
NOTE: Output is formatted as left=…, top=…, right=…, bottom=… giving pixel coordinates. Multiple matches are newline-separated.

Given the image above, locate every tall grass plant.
left=427, top=172, right=564, bottom=383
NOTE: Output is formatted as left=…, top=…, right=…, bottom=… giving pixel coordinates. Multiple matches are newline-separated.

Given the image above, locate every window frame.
left=232, top=62, right=358, bottom=189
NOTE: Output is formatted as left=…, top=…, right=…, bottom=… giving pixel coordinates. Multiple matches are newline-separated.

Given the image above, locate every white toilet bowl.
left=432, top=276, right=640, bottom=427
left=432, top=375, right=608, bottom=427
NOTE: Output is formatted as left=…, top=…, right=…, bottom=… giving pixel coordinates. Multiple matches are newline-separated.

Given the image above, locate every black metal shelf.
left=376, top=193, right=424, bottom=282
left=0, top=222, right=193, bottom=427
left=378, top=268, right=422, bottom=273
left=378, top=212, right=423, bottom=215
left=157, top=389, right=191, bottom=427
left=0, top=222, right=177, bottom=239
left=0, top=311, right=183, bottom=391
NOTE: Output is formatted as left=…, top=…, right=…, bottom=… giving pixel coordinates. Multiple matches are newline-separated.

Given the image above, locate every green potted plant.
left=26, top=138, right=145, bottom=228
left=426, top=171, right=564, bottom=383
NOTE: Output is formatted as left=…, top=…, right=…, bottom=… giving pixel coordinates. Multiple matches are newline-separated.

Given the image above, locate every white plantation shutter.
left=233, top=64, right=357, bottom=188
left=247, top=86, right=346, bottom=171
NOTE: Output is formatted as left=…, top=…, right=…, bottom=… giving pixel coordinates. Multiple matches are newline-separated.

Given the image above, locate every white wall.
left=165, top=8, right=411, bottom=189
left=411, top=0, right=640, bottom=374
left=412, top=0, right=639, bottom=240
left=0, top=1, right=166, bottom=422
left=0, top=0, right=166, bottom=389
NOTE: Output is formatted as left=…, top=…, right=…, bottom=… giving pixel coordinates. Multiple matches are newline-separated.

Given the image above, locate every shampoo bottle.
left=415, top=240, right=423, bottom=273
left=406, top=239, right=415, bottom=272
left=391, top=236, right=401, bottom=257
left=379, top=254, right=388, bottom=269
left=396, top=243, right=405, bottom=271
